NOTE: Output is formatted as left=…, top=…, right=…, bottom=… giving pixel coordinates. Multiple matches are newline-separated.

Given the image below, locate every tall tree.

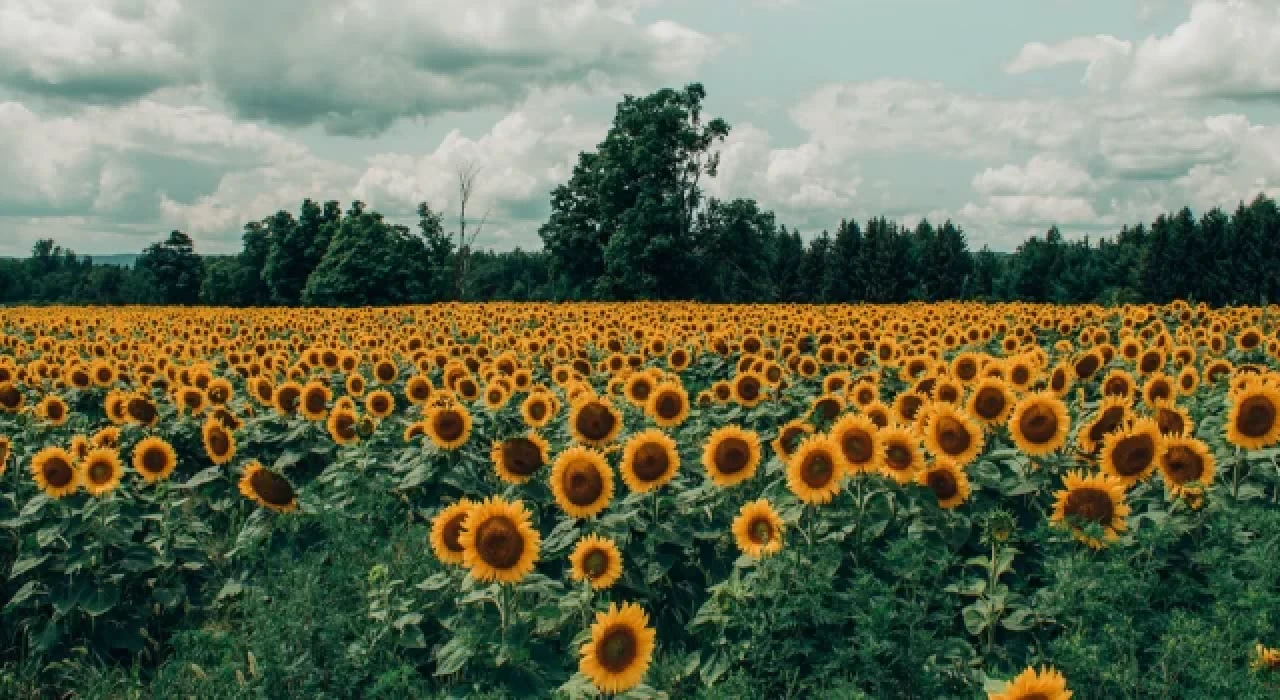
left=302, top=202, right=432, bottom=306
left=135, top=231, right=202, bottom=305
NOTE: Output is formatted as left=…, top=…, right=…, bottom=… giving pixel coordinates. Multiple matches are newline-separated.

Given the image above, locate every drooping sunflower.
left=620, top=428, right=680, bottom=493
left=786, top=435, right=843, bottom=505
left=459, top=496, right=541, bottom=583
left=298, top=381, right=332, bottom=421
left=550, top=446, right=615, bottom=518
left=967, top=378, right=1015, bottom=426
left=1099, top=418, right=1163, bottom=488
left=829, top=413, right=881, bottom=475
left=569, top=534, right=623, bottom=590
left=31, top=446, right=79, bottom=498
left=132, top=436, right=178, bottom=483
left=491, top=433, right=551, bottom=484
left=879, top=426, right=924, bottom=484
left=1225, top=383, right=1280, bottom=450
left=701, top=425, right=761, bottom=488
left=79, top=448, right=123, bottom=497
left=238, top=460, right=298, bottom=513
left=1157, top=434, right=1216, bottom=497
left=987, top=665, right=1072, bottom=700
left=429, top=499, right=475, bottom=565
left=922, top=403, right=984, bottom=467
left=1007, top=392, right=1070, bottom=457
left=1076, top=396, right=1131, bottom=453
left=771, top=419, right=814, bottom=462
left=731, top=498, right=785, bottom=559
left=202, top=417, right=237, bottom=465
left=646, top=382, right=690, bottom=428
left=917, top=459, right=971, bottom=509
left=569, top=398, right=623, bottom=448
left=326, top=405, right=360, bottom=446
left=1050, top=471, right=1129, bottom=549
left=579, top=602, right=657, bottom=695
left=425, top=404, right=473, bottom=450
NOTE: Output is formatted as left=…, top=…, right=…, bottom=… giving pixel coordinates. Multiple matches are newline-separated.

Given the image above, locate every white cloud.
left=1004, top=35, right=1133, bottom=89
left=972, top=156, right=1096, bottom=197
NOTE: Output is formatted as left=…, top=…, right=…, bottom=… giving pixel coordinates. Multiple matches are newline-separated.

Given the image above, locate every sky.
left=0, top=0, right=1277, bottom=257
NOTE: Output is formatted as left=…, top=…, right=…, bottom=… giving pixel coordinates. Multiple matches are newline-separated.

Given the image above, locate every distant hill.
left=85, top=254, right=140, bottom=267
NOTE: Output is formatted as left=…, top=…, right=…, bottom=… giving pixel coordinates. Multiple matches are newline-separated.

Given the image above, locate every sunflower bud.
left=986, top=509, right=1015, bottom=544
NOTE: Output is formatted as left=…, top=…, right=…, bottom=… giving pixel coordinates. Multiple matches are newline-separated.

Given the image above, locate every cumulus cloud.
left=0, top=0, right=721, bottom=135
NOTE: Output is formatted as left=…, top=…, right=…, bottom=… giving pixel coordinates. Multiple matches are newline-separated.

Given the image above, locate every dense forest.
left=2, top=84, right=1277, bottom=308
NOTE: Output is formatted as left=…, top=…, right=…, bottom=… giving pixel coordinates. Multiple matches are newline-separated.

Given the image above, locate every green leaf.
left=434, top=635, right=474, bottom=676
left=416, top=572, right=452, bottom=592
left=1001, top=607, right=1035, bottom=631
left=962, top=604, right=989, bottom=636
left=180, top=466, right=223, bottom=490
left=5, top=581, right=45, bottom=610
left=399, top=625, right=427, bottom=649
left=9, top=553, right=49, bottom=578
left=81, top=586, right=120, bottom=617
left=700, top=648, right=731, bottom=686
left=393, top=612, right=423, bottom=630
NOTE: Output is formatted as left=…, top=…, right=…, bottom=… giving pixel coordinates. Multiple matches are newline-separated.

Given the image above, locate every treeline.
left=1, top=82, right=1277, bottom=307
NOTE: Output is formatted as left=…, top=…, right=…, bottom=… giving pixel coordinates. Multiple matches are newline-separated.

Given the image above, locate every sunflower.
left=483, top=383, right=510, bottom=411
left=79, top=448, right=123, bottom=497
left=550, top=446, right=614, bottom=518
left=405, top=375, right=433, bottom=405
left=787, top=435, right=843, bottom=505
left=238, top=460, right=298, bottom=513
left=701, top=425, right=762, bottom=487
left=731, top=499, right=785, bottom=559
left=37, top=395, right=69, bottom=426
left=273, top=381, right=303, bottom=416
left=1157, top=434, right=1216, bottom=496
left=988, top=666, right=1072, bottom=700
left=125, top=394, right=159, bottom=427
left=579, top=602, right=657, bottom=695
left=132, top=436, right=178, bottom=483
left=569, top=398, right=623, bottom=448
left=70, top=435, right=91, bottom=462
left=1253, top=644, right=1280, bottom=673
left=425, top=404, right=473, bottom=450
left=521, top=392, right=556, bottom=428
left=1098, top=418, right=1163, bottom=488
left=620, top=429, right=680, bottom=493
left=0, top=435, right=10, bottom=476
left=646, top=382, right=690, bottom=428
left=365, top=389, right=395, bottom=419
left=326, top=406, right=360, bottom=445
left=967, top=378, right=1015, bottom=426
left=1007, top=393, right=1070, bottom=457
left=917, top=459, right=971, bottom=509
left=1051, top=471, right=1129, bottom=549
left=0, top=383, right=26, bottom=413
left=879, top=426, right=923, bottom=484
left=922, top=403, right=984, bottom=467
left=430, top=499, right=475, bottom=565
left=623, top=372, right=655, bottom=407
left=569, top=534, right=623, bottom=590
left=459, top=496, right=541, bottom=583
left=491, top=433, right=551, bottom=484
left=202, top=418, right=237, bottom=465
left=1101, top=369, right=1135, bottom=400
left=298, top=381, right=331, bottom=421
left=1077, top=396, right=1131, bottom=454
left=828, top=413, right=881, bottom=475
left=1151, top=398, right=1192, bottom=437
left=731, top=371, right=768, bottom=408
left=771, top=419, right=814, bottom=462
left=1225, top=383, right=1280, bottom=450
left=31, top=446, right=80, bottom=498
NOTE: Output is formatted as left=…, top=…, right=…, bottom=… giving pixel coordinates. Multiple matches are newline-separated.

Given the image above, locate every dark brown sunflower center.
left=127, top=397, right=156, bottom=424
left=441, top=514, right=467, bottom=553
left=926, top=469, right=959, bottom=500
left=778, top=427, right=807, bottom=456
left=885, top=443, right=912, bottom=471
left=562, top=459, right=605, bottom=505
left=748, top=517, right=773, bottom=545
left=372, top=395, right=391, bottom=414
left=631, top=442, right=671, bottom=482
left=899, top=395, right=923, bottom=421
left=1088, top=407, right=1127, bottom=445
left=43, top=457, right=74, bottom=488
left=1011, top=366, right=1030, bottom=385
left=1104, top=377, right=1130, bottom=396
left=1156, top=408, right=1185, bottom=436
left=1020, top=693, right=1050, bottom=700
left=47, top=402, right=65, bottom=420
left=1148, top=381, right=1171, bottom=402
left=934, top=416, right=971, bottom=456
left=1111, top=433, right=1156, bottom=476
left=575, top=403, right=617, bottom=441
left=714, top=384, right=731, bottom=400
left=938, top=385, right=960, bottom=403
left=655, top=392, right=682, bottom=419
left=597, top=626, right=639, bottom=673
left=87, top=459, right=114, bottom=485
left=410, top=382, right=430, bottom=400
left=140, top=447, right=169, bottom=474
left=955, top=359, right=977, bottom=380
left=1074, top=354, right=1100, bottom=379
left=1064, top=487, right=1114, bottom=524
left=375, top=363, right=396, bottom=382
left=1050, top=370, right=1066, bottom=391
left=334, top=412, right=357, bottom=439
left=737, top=377, right=761, bottom=401
left=501, top=438, right=543, bottom=477
left=1017, top=404, right=1059, bottom=444
left=713, top=437, right=751, bottom=475
left=250, top=468, right=295, bottom=507
left=841, top=429, right=874, bottom=464
left=1236, top=395, right=1277, bottom=438
left=208, top=428, right=231, bottom=456
left=527, top=400, right=547, bottom=420
left=1163, top=445, right=1204, bottom=484
left=813, top=398, right=841, bottom=421
left=433, top=410, right=465, bottom=441
left=583, top=549, right=608, bottom=578
left=799, top=451, right=836, bottom=488
left=974, top=388, right=1007, bottom=420
left=304, top=390, right=326, bottom=414
left=1139, top=352, right=1161, bottom=373
left=474, top=515, right=524, bottom=569
left=0, top=385, right=22, bottom=409
left=278, top=387, right=300, bottom=412
left=630, top=381, right=652, bottom=401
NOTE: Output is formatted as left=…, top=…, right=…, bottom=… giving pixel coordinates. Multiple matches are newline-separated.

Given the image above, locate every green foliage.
left=135, top=231, right=203, bottom=305
left=301, top=202, right=434, bottom=307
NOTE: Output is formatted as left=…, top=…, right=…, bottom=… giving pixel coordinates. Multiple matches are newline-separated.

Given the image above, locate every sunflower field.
left=2, top=302, right=1280, bottom=699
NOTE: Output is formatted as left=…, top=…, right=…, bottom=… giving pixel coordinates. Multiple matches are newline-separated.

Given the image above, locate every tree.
left=539, top=83, right=730, bottom=300
left=453, top=162, right=492, bottom=300
left=301, top=202, right=432, bottom=306
left=694, top=198, right=779, bottom=302
left=136, top=231, right=202, bottom=305
left=418, top=201, right=454, bottom=301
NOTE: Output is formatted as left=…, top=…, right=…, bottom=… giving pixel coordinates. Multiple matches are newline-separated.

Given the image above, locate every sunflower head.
left=731, top=498, right=785, bottom=559
left=521, top=392, right=556, bottom=428
left=731, top=371, right=767, bottom=407
left=1051, top=470, right=1129, bottom=549
left=1158, top=434, right=1216, bottom=497
left=425, top=404, right=473, bottom=450
left=879, top=426, right=923, bottom=484
left=327, top=406, right=361, bottom=445
left=785, top=435, right=843, bottom=505
left=491, top=433, right=551, bottom=484
left=202, top=417, right=237, bottom=465
left=1225, top=383, right=1280, bottom=450
left=569, top=398, right=623, bottom=447
left=430, top=499, right=475, bottom=565
left=365, top=389, right=395, bottom=419
left=459, top=496, right=540, bottom=583
left=579, top=602, right=657, bottom=695
left=1100, top=417, right=1163, bottom=488
left=967, top=378, right=1015, bottom=426
left=1007, top=392, right=1070, bottom=457
left=701, top=425, right=761, bottom=488
left=569, top=534, right=623, bottom=590
left=922, top=403, right=984, bottom=467
left=771, top=419, right=814, bottom=462
left=917, top=459, right=971, bottom=509
left=32, top=446, right=80, bottom=498
left=620, top=429, right=680, bottom=493
left=988, top=665, right=1073, bottom=700
left=238, top=461, right=298, bottom=513
left=646, top=382, right=690, bottom=428
left=79, top=448, right=123, bottom=497
left=133, top=436, right=178, bottom=483
left=550, top=446, right=614, bottom=518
